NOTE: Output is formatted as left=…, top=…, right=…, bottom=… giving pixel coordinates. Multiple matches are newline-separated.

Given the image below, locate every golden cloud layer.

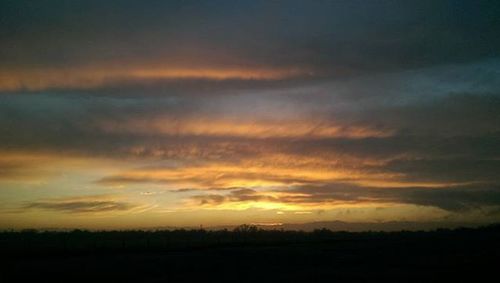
left=0, top=66, right=308, bottom=91
left=99, top=118, right=394, bottom=139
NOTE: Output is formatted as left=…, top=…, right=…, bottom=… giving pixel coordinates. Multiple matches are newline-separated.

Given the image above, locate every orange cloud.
left=97, top=162, right=378, bottom=189
left=185, top=188, right=394, bottom=212
left=99, top=117, right=394, bottom=139
left=0, top=66, right=308, bottom=92
left=0, top=150, right=128, bottom=183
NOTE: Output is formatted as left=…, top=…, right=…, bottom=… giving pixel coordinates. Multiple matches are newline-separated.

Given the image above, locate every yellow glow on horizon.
left=202, top=200, right=302, bottom=211
left=0, top=146, right=472, bottom=228
left=186, top=195, right=404, bottom=211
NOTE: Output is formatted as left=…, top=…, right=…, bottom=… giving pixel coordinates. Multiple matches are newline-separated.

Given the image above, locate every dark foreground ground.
left=1, top=225, right=499, bottom=282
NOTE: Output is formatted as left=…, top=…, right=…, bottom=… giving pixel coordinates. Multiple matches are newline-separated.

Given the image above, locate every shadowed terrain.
left=1, top=224, right=499, bottom=282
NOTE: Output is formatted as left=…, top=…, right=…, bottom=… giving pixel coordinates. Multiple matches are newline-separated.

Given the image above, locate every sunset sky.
left=1, top=0, right=500, bottom=229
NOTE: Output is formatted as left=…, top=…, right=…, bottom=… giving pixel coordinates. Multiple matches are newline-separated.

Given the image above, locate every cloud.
left=286, top=183, right=500, bottom=212
left=1, top=1, right=499, bottom=92
left=0, top=67, right=309, bottom=92
left=0, top=160, right=30, bottom=180
left=23, top=195, right=139, bottom=214
left=98, top=117, right=393, bottom=139
left=3, top=89, right=500, bottom=193
left=380, top=158, right=500, bottom=183
left=1, top=63, right=499, bottom=163
left=188, top=183, right=500, bottom=213
left=191, top=189, right=277, bottom=206
left=96, top=159, right=379, bottom=190
left=1, top=1, right=500, bottom=225
left=0, top=153, right=56, bottom=181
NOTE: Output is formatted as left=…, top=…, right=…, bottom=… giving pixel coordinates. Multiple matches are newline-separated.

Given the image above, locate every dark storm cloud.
left=1, top=0, right=499, bottom=89
left=380, top=158, right=500, bottom=183
left=0, top=93, right=201, bottom=156
left=287, top=133, right=500, bottom=162
left=353, top=93, right=500, bottom=136
left=292, top=183, right=500, bottom=212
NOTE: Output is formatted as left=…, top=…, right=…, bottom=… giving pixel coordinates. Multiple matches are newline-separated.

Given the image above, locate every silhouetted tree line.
left=1, top=224, right=500, bottom=256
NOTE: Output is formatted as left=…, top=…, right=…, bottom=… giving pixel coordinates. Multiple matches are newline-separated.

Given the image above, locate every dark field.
left=1, top=225, right=499, bottom=282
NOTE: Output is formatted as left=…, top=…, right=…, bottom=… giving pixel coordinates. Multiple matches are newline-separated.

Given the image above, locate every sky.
left=1, top=0, right=500, bottom=230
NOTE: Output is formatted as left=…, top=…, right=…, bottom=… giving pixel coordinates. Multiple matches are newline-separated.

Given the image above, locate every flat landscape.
left=2, top=225, right=499, bottom=282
